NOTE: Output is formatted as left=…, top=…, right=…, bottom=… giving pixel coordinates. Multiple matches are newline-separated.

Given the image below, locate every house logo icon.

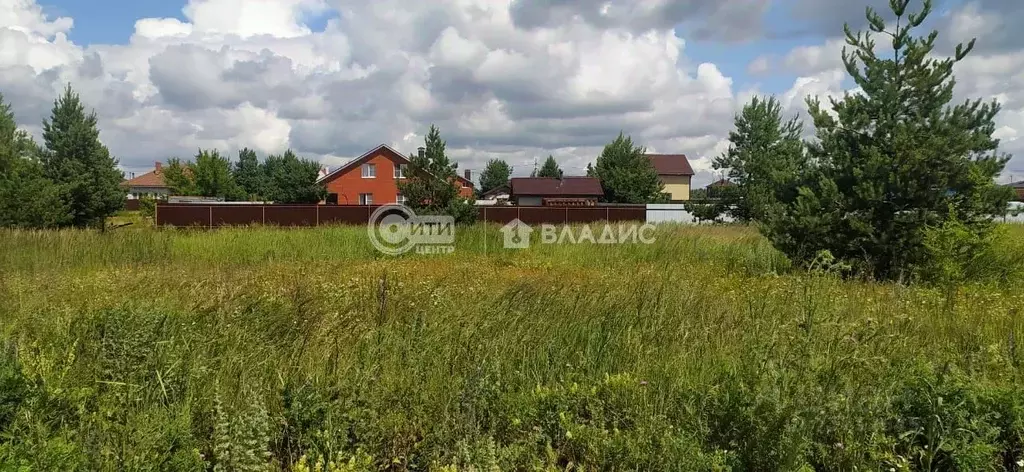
left=500, top=218, right=532, bottom=249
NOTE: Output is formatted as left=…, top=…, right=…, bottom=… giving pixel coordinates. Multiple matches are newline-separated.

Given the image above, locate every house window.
left=394, top=164, right=406, bottom=179
left=359, top=193, right=373, bottom=205
left=361, top=163, right=376, bottom=178
left=396, top=193, right=407, bottom=205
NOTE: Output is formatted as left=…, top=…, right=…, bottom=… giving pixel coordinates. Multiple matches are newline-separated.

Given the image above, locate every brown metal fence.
left=155, top=203, right=646, bottom=228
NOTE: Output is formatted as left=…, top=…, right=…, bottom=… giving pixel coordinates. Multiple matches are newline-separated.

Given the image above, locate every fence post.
left=316, top=205, right=320, bottom=227
left=605, top=207, right=609, bottom=222
left=209, top=206, right=213, bottom=229
left=565, top=207, right=568, bottom=225
left=262, top=205, right=266, bottom=225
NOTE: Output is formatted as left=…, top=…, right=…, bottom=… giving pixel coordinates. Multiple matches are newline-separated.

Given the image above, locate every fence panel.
left=320, top=206, right=372, bottom=225
left=157, top=204, right=211, bottom=227
left=264, top=205, right=318, bottom=226
left=213, top=205, right=263, bottom=226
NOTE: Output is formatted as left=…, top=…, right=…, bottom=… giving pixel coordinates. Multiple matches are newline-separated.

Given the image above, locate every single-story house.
left=122, top=162, right=171, bottom=200
left=316, top=144, right=474, bottom=205
left=509, top=177, right=603, bottom=206
left=477, top=184, right=511, bottom=206
left=646, top=154, right=694, bottom=202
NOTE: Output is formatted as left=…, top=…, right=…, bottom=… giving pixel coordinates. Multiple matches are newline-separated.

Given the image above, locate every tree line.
left=477, top=134, right=667, bottom=204
left=161, top=147, right=325, bottom=203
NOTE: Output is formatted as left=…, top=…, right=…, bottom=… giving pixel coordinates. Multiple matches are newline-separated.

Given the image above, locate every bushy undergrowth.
left=1, top=224, right=1023, bottom=470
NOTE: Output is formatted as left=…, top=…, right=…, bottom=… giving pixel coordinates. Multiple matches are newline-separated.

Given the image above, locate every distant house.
left=509, top=177, right=603, bottom=206
left=316, top=144, right=474, bottom=205
left=477, top=184, right=511, bottom=206
left=1009, top=181, right=1024, bottom=201
left=646, top=154, right=695, bottom=202
left=706, top=178, right=735, bottom=199
left=122, top=162, right=171, bottom=200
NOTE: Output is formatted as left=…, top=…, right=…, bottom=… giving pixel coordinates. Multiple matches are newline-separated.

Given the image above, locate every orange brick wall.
left=322, top=148, right=475, bottom=204
left=323, top=151, right=403, bottom=204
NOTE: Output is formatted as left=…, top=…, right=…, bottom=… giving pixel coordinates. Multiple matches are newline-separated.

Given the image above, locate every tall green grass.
left=0, top=224, right=1022, bottom=470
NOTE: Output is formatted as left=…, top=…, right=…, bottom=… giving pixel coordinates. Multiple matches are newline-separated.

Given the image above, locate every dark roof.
left=1008, top=181, right=1024, bottom=188
left=480, top=184, right=510, bottom=199
left=646, top=154, right=694, bottom=176
left=707, top=178, right=734, bottom=187
left=510, top=177, right=603, bottom=196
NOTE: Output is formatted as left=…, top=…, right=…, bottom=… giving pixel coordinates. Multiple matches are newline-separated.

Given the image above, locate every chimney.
left=155, top=161, right=162, bottom=172
left=464, top=169, right=471, bottom=181
left=417, top=147, right=425, bottom=159
left=130, top=172, right=135, bottom=179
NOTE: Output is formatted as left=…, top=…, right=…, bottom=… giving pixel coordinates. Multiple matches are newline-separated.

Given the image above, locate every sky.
left=1, top=0, right=1022, bottom=187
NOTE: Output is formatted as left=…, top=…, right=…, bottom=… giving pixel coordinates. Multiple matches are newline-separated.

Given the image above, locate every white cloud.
left=0, top=0, right=1020, bottom=190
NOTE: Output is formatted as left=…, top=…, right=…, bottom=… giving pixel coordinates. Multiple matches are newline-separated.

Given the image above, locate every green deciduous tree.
left=233, top=147, right=265, bottom=200
left=193, top=149, right=243, bottom=199
left=713, top=96, right=805, bottom=222
left=162, top=157, right=197, bottom=196
left=762, top=0, right=1013, bottom=281
left=592, top=133, right=666, bottom=203
left=41, top=85, right=124, bottom=229
left=479, top=159, right=512, bottom=194
left=262, top=149, right=325, bottom=203
left=399, top=125, right=475, bottom=224
left=536, top=155, right=563, bottom=178
left=0, top=93, right=69, bottom=228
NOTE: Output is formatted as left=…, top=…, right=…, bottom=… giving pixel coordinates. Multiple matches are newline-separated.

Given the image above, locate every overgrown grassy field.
left=2, top=223, right=1024, bottom=471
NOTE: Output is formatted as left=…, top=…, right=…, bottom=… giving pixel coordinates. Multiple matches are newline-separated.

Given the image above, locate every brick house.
left=317, top=144, right=474, bottom=205
left=646, top=154, right=695, bottom=202
left=509, top=177, right=604, bottom=206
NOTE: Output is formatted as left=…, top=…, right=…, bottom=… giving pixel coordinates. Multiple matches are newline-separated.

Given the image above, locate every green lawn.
left=1, top=224, right=1022, bottom=470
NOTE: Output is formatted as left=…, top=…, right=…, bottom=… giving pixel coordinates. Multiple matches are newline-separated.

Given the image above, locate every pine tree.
left=536, top=155, right=563, bottom=178
left=0, top=93, right=69, bottom=228
left=399, top=125, right=475, bottom=223
left=479, top=159, right=512, bottom=194
left=41, top=85, right=124, bottom=229
left=593, top=133, right=666, bottom=203
left=763, top=0, right=1013, bottom=280
left=713, top=96, right=805, bottom=222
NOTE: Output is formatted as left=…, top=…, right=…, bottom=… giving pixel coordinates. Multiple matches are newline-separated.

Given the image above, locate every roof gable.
left=646, top=154, right=694, bottom=176
left=317, top=144, right=409, bottom=184
left=123, top=168, right=168, bottom=188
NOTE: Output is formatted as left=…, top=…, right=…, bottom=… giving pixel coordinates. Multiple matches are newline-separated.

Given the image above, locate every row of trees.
left=691, top=0, right=1012, bottom=281
left=0, top=87, right=123, bottom=229
left=162, top=148, right=324, bottom=203
left=477, top=135, right=666, bottom=203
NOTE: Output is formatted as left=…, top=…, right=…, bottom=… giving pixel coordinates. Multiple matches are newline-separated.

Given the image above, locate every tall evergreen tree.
left=713, top=96, right=805, bottom=222
left=593, top=133, right=666, bottom=203
left=763, top=0, right=1013, bottom=280
left=399, top=125, right=475, bottom=223
left=536, top=155, right=563, bottom=178
left=0, top=93, right=69, bottom=228
left=479, top=159, right=512, bottom=194
left=234, top=147, right=264, bottom=200
left=41, top=85, right=124, bottom=229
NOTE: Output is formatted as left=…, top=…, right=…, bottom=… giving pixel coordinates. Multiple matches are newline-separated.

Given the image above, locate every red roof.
left=510, top=177, right=603, bottom=197
left=318, top=144, right=473, bottom=187
left=646, top=154, right=694, bottom=176
left=122, top=163, right=168, bottom=188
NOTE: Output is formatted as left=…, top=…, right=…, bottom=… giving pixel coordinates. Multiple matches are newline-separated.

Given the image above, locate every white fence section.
left=646, top=204, right=735, bottom=224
